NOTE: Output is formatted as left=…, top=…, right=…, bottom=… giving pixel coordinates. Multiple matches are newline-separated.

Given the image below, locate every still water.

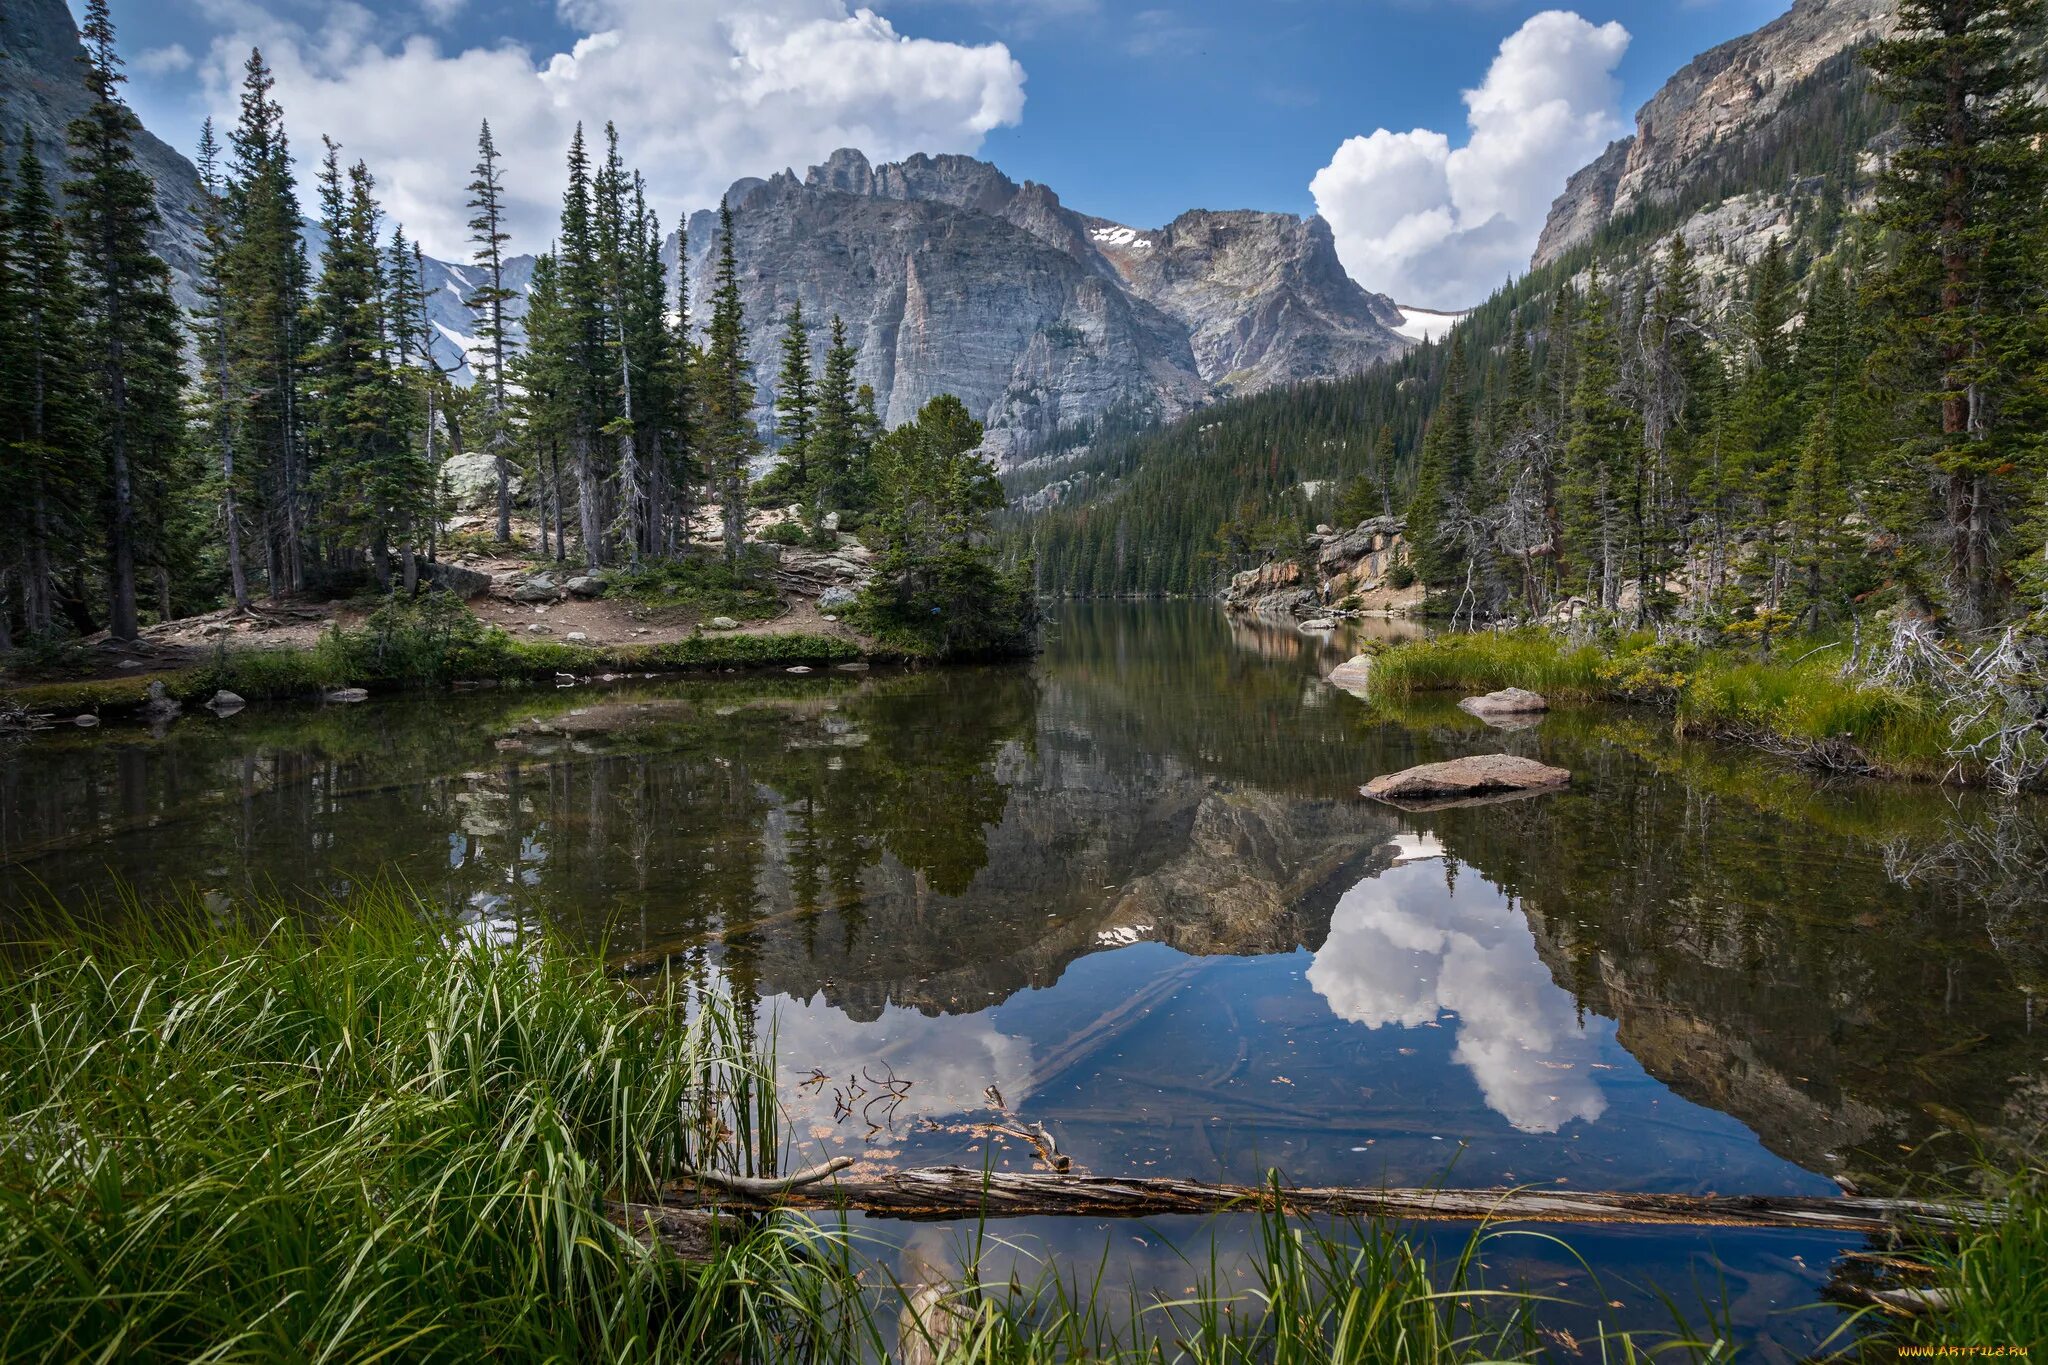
left=4, top=604, right=2043, bottom=1355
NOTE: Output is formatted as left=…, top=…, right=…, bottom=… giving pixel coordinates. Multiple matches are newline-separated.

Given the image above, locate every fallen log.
left=648, top=1165, right=1994, bottom=1236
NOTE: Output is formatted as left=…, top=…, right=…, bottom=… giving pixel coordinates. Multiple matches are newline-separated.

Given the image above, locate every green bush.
left=1388, top=563, right=1418, bottom=589
left=759, top=520, right=808, bottom=547
left=849, top=553, right=1038, bottom=661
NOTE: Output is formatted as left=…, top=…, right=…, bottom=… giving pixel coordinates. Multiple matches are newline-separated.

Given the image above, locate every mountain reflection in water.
left=2, top=602, right=2042, bottom=1207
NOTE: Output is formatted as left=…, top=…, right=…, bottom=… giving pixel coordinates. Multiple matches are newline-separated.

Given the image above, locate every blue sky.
left=86, top=0, right=1794, bottom=305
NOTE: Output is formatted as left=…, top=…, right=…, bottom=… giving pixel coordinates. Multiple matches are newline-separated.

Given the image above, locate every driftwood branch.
left=652, top=1165, right=1994, bottom=1236
left=677, top=1155, right=858, bottom=1198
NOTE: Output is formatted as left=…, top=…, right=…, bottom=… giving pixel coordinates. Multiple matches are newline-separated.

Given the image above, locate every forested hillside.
left=1021, top=24, right=1927, bottom=604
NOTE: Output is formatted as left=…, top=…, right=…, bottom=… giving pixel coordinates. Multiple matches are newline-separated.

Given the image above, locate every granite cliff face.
left=682, top=150, right=1408, bottom=464
left=0, top=0, right=207, bottom=308
left=1533, top=0, right=1894, bottom=268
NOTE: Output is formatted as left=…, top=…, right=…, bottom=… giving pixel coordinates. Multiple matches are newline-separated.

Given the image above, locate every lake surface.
left=5, top=603, right=2043, bottom=1357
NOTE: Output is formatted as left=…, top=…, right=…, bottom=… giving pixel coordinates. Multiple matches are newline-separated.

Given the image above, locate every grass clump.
left=1366, top=629, right=1615, bottom=702
left=1904, top=1167, right=2048, bottom=1348
left=0, top=884, right=871, bottom=1363
left=1367, top=629, right=1982, bottom=782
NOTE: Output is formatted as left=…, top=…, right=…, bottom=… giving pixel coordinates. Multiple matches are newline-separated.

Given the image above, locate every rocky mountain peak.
left=1534, top=0, right=1895, bottom=266
left=689, top=148, right=1411, bottom=463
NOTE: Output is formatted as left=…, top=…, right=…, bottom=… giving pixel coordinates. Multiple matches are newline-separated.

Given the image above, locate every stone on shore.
left=818, top=585, right=859, bottom=612
left=1458, top=688, right=1549, bottom=719
left=1326, top=654, right=1373, bottom=692
left=706, top=616, right=740, bottom=631
left=206, top=690, right=247, bottom=714
left=324, top=687, right=369, bottom=704
left=1363, top=754, right=1570, bottom=805
left=565, top=575, right=608, bottom=599
left=512, top=575, right=559, bottom=604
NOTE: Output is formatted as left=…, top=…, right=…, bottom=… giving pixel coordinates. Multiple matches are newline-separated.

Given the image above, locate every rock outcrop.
left=680, top=151, right=1409, bottom=465
left=1224, top=516, right=1416, bottom=619
left=1533, top=0, right=1894, bottom=267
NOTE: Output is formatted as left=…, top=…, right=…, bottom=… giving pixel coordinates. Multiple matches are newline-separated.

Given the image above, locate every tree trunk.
left=636, top=1167, right=1992, bottom=1238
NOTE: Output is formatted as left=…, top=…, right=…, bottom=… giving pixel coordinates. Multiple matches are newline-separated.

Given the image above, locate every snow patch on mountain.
left=1393, top=307, right=1466, bottom=343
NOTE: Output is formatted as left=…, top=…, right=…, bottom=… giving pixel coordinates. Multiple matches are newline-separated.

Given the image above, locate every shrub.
left=1389, top=563, right=1418, bottom=589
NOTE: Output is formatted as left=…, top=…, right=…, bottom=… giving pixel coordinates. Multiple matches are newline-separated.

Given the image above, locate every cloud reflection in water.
left=1307, top=840, right=1607, bottom=1134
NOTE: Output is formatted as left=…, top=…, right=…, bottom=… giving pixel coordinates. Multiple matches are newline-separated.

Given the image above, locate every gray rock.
left=324, top=687, right=369, bottom=704
left=564, top=575, right=608, bottom=599
left=818, top=586, right=860, bottom=612
left=424, top=560, right=493, bottom=599
left=1458, top=688, right=1549, bottom=719
left=512, top=576, right=560, bottom=604
left=1326, top=655, right=1373, bottom=692
left=438, top=450, right=520, bottom=512
left=1300, top=618, right=1337, bottom=631
left=206, top=690, right=246, bottom=714
left=138, top=680, right=181, bottom=723
left=684, top=151, right=1409, bottom=468
left=73, top=713, right=99, bottom=728
left=707, top=616, right=740, bottom=631
left=835, top=661, right=870, bottom=672
left=786, top=666, right=814, bottom=674
left=1363, top=754, right=1571, bottom=807
left=525, top=624, right=551, bottom=634
left=564, top=631, right=588, bottom=641
left=820, top=511, right=841, bottom=532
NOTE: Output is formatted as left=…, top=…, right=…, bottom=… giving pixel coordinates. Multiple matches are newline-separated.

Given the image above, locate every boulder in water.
left=1458, top=688, right=1548, bottom=719
left=1326, top=654, right=1373, bottom=692
left=207, top=690, right=246, bottom=715
left=324, top=687, right=369, bottom=704
left=1363, top=754, right=1570, bottom=807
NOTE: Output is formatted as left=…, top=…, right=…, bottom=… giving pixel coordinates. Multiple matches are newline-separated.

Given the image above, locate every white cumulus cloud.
left=195, top=0, right=1027, bottom=260
left=1310, top=10, right=1628, bottom=310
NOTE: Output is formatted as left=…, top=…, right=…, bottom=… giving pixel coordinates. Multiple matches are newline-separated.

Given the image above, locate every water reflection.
left=1, top=604, right=2043, bottom=1198
left=1309, top=854, right=1608, bottom=1134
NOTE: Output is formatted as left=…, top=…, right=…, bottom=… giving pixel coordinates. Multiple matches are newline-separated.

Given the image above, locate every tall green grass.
left=0, top=885, right=865, bottom=1362
left=1903, top=1167, right=2048, bottom=1349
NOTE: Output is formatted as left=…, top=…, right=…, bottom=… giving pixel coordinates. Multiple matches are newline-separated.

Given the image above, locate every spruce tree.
left=225, top=49, right=308, bottom=594
left=775, top=300, right=816, bottom=498
left=812, top=314, right=862, bottom=511
left=555, top=125, right=609, bottom=570
left=465, top=119, right=517, bottom=544
left=1865, top=0, right=2048, bottom=627
left=1561, top=270, right=1637, bottom=608
left=702, top=197, right=759, bottom=564
left=193, top=118, right=250, bottom=611
left=65, top=0, right=185, bottom=639
left=3, top=133, right=94, bottom=638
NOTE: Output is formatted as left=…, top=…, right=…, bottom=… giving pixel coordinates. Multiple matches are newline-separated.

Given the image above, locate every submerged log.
left=648, top=1166, right=1993, bottom=1236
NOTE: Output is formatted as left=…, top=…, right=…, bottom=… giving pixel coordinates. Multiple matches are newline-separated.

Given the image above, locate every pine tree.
left=812, top=314, right=863, bottom=511
left=465, top=119, right=517, bottom=544
left=65, top=0, right=186, bottom=639
left=2, top=132, right=94, bottom=638
left=1405, top=333, right=1474, bottom=589
left=1789, top=259, right=1870, bottom=624
left=1561, top=270, right=1637, bottom=608
left=555, top=124, right=610, bottom=570
left=774, top=300, right=816, bottom=499
left=225, top=48, right=308, bottom=594
left=702, top=197, right=759, bottom=564
left=193, top=119, right=250, bottom=612
left=1865, top=0, right=2048, bottom=627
